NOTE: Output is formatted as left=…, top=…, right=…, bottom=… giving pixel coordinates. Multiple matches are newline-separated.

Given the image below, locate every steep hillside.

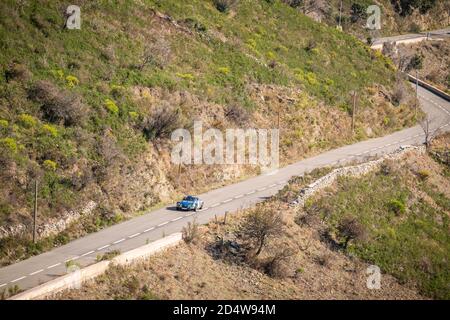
left=395, top=39, right=450, bottom=94
left=51, top=135, right=449, bottom=300
left=290, top=0, right=449, bottom=39
left=0, top=0, right=416, bottom=265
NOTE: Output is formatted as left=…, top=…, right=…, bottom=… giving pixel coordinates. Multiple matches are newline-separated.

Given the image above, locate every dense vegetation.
left=306, top=142, right=450, bottom=299
left=0, top=0, right=415, bottom=264
left=288, top=0, right=448, bottom=38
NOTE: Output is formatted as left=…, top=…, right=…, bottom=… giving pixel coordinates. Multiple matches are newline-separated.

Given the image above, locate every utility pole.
left=415, top=69, right=419, bottom=118
left=338, top=0, right=343, bottom=30
left=33, top=179, right=38, bottom=243
left=351, top=91, right=357, bottom=134
left=277, top=105, right=281, bottom=129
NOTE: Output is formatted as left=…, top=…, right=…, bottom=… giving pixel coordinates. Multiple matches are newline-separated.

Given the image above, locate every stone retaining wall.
left=292, top=146, right=425, bottom=207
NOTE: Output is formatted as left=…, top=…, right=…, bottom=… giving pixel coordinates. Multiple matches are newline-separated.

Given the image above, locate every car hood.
left=179, top=200, right=194, bottom=206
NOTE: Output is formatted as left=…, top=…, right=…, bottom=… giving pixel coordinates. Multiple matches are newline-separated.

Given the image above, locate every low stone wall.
left=292, top=146, right=425, bottom=207
left=0, top=201, right=97, bottom=240
left=9, top=232, right=182, bottom=300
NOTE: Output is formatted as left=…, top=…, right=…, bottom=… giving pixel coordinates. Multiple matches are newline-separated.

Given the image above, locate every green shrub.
left=388, top=198, right=406, bottom=215
left=65, top=75, right=79, bottom=88
left=213, top=0, right=238, bottom=13
left=51, top=69, right=64, bottom=80
left=0, top=120, right=9, bottom=128
left=96, top=249, right=121, bottom=261
left=417, top=169, right=430, bottom=181
left=0, top=138, right=18, bottom=152
left=43, top=159, right=57, bottom=171
left=18, top=114, right=37, bottom=128
left=104, top=99, right=119, bottom=115
left=176, top=73, right=195, bottom=81
left=217, top=67, right=230, bottom=75
left=41, top=124, right=58, bottom=137
left=128, top=111, right=139, bottom=120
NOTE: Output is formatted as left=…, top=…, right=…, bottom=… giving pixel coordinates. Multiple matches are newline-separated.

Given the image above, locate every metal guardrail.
left=406, top=74, right=450, bottom=103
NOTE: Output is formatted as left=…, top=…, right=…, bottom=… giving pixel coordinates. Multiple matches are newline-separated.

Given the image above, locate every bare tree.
left=28, top=80, right=88, bottom=126
left=182, top=219, right=199, bottom=244
left=337, top=217, right=366, bottom=249
left=138, top=37, right=172, bottom=71
left=262, top=246, right=294, bottom=278
left=420, top=115, right=439, bottom=151
left=140, top=102, right=181, bottom=141
left=238, top=207, right=284, bottom=256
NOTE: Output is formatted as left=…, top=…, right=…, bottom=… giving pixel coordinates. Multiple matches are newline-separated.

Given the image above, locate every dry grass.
left=52, top=179, right=427, bottom=300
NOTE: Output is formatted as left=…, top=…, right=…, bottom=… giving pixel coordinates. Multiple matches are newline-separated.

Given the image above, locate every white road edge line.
left=222, top=199, right=232, bottom=203
left=246, top=191, right=256, bottom=195
left=113, top=238, right=125, bottom=244
left=234, top=195, right=243, bottom=199
left=143, top=227, right=155, bottom=233
left=97, top=244, right=110, bottom=251
left=128, top=233, right=141, bottom=238
left=157, top=221, right=169, bottom=227
left=11, top=276, right=26, bottom=283
left=210, top=203, right=220, bottom=208
left=171, top=217, right=183, bottom=222
left=47, top=263, right=61, bottom=269
left=29, top=269, right=44, bottom=276
left=0, top=283, right=6, bottom=288
left=81, top=251, right=95, bottom=257
left=64, top=256, right=79, bottom=263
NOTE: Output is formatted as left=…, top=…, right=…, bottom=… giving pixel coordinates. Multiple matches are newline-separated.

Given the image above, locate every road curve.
left=1, top=84, right=449, bottom=294
left=372, top=27, right=450, bottom=46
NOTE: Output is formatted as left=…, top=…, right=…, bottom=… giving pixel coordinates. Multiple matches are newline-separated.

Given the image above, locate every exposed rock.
left=0, top=201, right=97, bottom=240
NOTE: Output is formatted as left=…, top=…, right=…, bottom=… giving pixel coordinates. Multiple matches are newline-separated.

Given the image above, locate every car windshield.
left=183, top=196, right=195, bottom=201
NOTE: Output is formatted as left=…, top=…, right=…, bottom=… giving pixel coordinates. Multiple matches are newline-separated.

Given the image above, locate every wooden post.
left=277, top=105, right=281, bottom=129
left=33, top=180, right=38, bottom=243
left=415, top=69, right=419, bottom=118
left=223, top=211, right=228, bottom=225
left=351, top=91, right=357, bottom=134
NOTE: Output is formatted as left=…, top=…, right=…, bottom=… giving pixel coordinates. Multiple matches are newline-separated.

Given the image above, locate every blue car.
left=176, top=195, right=204, bottom=211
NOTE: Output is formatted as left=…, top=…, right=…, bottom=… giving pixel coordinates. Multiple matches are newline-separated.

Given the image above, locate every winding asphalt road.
left=372, top=27, right=450, bottom=47
left=1, top=83, right=449, bottom=295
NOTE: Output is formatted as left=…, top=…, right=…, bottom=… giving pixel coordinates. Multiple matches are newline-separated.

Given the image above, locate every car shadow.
left=166, top=206, right=179, bottom=211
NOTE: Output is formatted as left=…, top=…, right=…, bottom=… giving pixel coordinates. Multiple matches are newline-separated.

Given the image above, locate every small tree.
left=337, top=217, right=366, bottom=249
left=213, top=0, right=238, bottom=13
left=140, top=102, right=181, bottom=141
left=182, top=219, right=199, bottom=244
left=262, top=246, right=294, bottom=278
left=420, top=115, right=439, bottom=151
left=138, top=37, right=172, bottom=70
left=28, top=80, right=88, bottom=126
left=407, top=53, right=424, bottom=72
left=238, top=207, right=284, bottom=256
